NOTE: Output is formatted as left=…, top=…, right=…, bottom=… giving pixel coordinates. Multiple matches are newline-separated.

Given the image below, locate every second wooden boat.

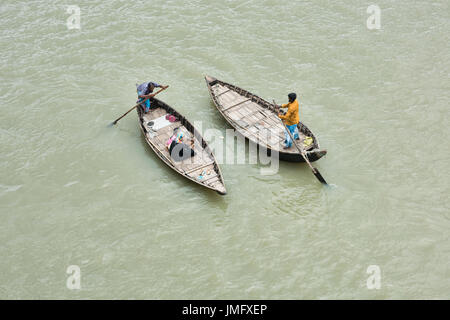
left=205, top=76, right=327, bottom=162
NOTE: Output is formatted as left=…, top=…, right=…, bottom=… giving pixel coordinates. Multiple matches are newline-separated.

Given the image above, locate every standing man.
left=136, top=81, right=169, bottom=113
left=278, top=92, right=300, bottom=149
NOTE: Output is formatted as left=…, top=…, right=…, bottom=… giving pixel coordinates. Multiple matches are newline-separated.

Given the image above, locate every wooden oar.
left=109, top=86, right=168, bottom=126
left=274, top=100, right=327, bottom=185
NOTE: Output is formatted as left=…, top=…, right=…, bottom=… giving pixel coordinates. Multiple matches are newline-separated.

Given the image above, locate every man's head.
left=147, top=82, right=155, bottom=93
left=288, top=93, right=297, bottom=103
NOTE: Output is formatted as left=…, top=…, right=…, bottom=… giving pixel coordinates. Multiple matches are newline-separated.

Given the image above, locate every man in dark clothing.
left=136, top=81, right=169, bottom=113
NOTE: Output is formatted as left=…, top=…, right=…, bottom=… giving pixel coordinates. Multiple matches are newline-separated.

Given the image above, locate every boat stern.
left=279, top=149, right=327, bottom=162
left=215, top=185, right=227, bottom=195
left=306, top=149, right=327, bottom=162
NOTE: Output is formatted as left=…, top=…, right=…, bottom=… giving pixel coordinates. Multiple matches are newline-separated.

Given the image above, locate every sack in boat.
left=165, top=114, right=177, bottom=122
left=303, top=136, right=313, bottom=148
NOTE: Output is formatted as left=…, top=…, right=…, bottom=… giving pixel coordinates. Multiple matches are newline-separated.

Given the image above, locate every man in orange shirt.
left=278, top=93, right=300, bottom=149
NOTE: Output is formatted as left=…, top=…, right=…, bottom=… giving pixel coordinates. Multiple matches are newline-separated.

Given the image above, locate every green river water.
left=0, top=0, right=449, bottom=299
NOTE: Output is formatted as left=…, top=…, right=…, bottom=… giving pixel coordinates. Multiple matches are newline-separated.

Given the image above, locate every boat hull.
left=136, top=98, right=227, bottom=195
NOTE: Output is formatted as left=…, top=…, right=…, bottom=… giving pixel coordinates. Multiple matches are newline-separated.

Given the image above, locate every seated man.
left=166, top=131, right=196, bottom=162
left=278, top=93, right=300, bottom=149
left=137, top=81, right=169, bottom=113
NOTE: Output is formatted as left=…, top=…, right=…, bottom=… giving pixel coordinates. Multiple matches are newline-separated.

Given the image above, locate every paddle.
left=108, top=86, right=168, bottom=126
left=274, top=100, right=328, bottom=185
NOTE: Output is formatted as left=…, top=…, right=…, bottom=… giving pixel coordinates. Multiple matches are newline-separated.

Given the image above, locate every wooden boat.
left=136, top=97, right=227, bottom=195
left=205, top=76, right=327, bottom=162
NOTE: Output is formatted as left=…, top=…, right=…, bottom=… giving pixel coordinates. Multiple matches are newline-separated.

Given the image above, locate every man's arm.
left=141, top=85, right=170, bottom=98
left=278, top=102, right=289, bottom=119
left=150, top=83, right=169, bottom=90
left=279, top=104, right=294, bottom=121
left=153, top=82, right=169, bottom=90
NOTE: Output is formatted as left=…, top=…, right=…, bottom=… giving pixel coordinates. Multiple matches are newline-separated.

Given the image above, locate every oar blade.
left=313, top=168, right=328, bottom=185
